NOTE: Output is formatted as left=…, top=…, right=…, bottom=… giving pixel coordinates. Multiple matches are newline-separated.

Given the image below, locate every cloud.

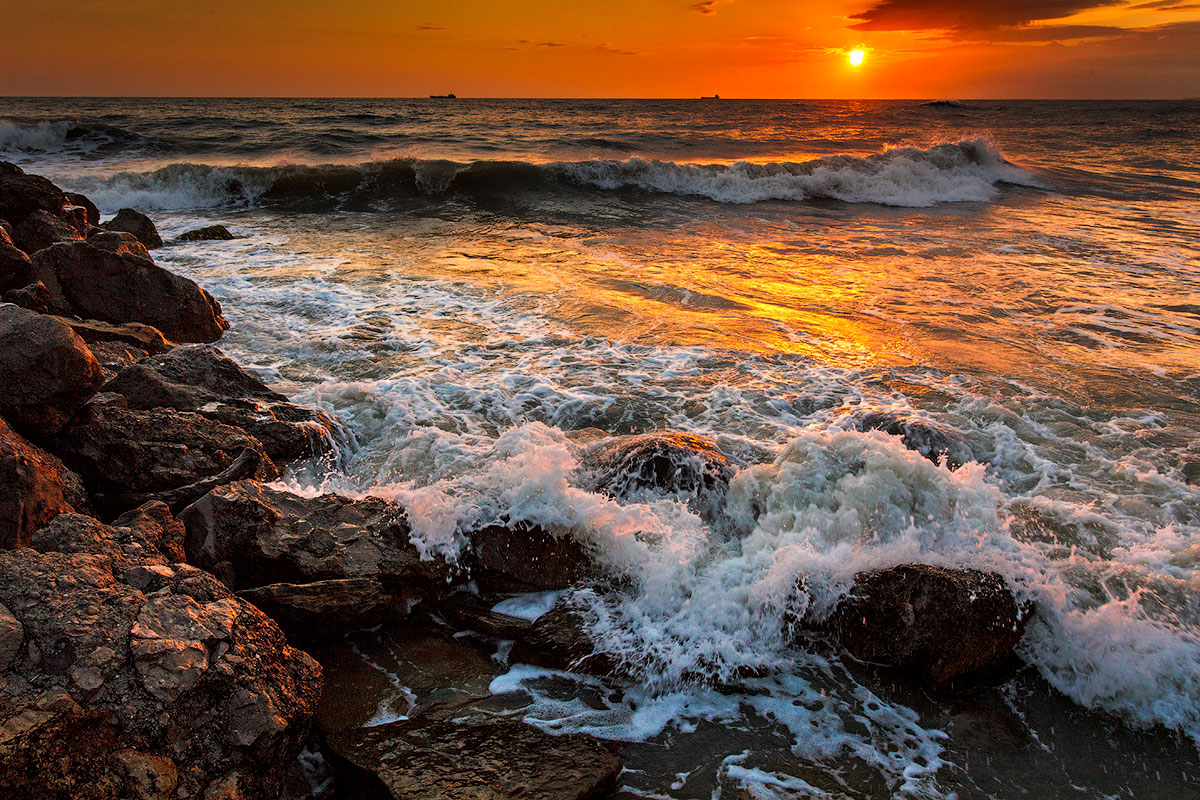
left=849, top=0, right=1123, bottom=31
left=414, top=23, right=444, bottom=31
left=690, top=1, right=717, bottom=13
left=1128, top=0, right=1200, bottom=8
left=596, top=43, right=639, bottom=55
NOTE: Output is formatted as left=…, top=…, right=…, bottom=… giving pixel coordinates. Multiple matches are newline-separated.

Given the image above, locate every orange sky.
left=3, top=0, right=1199, bottom=97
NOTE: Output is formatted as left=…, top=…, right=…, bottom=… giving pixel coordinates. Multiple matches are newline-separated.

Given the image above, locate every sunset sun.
left=849, top=49, right=865, bottom=66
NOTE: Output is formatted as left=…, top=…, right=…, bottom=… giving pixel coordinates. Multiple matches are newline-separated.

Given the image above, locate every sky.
left=2, top=0, right=1198, bottom=97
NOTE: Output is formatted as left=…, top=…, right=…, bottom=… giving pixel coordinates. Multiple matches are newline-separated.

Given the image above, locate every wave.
left=60, top=139, right=1043, bottom=212
left=0, top=119, right=158, bottom=158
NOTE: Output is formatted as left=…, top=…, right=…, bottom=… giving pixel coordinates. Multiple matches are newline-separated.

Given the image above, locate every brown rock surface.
left=0, top=417, right=87, bottom=550
left=0, top=161, right=68, bottom=226
left=101, top=207, right=163, bottom=249
left=11, top=207, right=88, bottom=254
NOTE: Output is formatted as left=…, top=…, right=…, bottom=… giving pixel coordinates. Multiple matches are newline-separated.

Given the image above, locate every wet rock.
left=87, top=229, right=151, bottom=259
left=826, top=564, right=1026, bottom=690
left=87, top=340, right=153, bottom=380
left=510, top=603, right=615, bottom=677
left=0, top=161, right=69, bottom=226
left=854, top=412, right=974, bottom=470
left=29, top=240, right=228, bottom=343
left=238, top=578, right=396, bottom=641
left=55, top=315, right=173, bottom=355
left=0, top=304, right=105, bottom=438
left=180, top=481, right=447, bottom=592
left=325, top=716, right=622, bottom=800
left=581, top=431, right=734, bottom=522
left=101, top=207, right=163, bottom=249
left=179, top=224, right=235, bottom=242
left=3, top=280, right=52, bottom=313
left=0, top=511, right=323, bottom=800
left=466, top=523, right=593, bottom=593
left=11, top=207, right=88, bottom=254
left=63, top=192, right=101, bottom=226
left=435, top=593, right=534, bottom=638
left=0, top=417, right=87, bottom=549
left=0, top=224, right=33, bottom=291
left=104, top=344, right=339, bottom=463
left=51, top=402, right=278, bottom=518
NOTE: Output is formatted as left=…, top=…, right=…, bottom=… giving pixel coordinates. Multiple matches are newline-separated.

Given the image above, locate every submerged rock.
left=509, top=602, right=615, bottom=677
left=179, top=224, right=235, bottom=242
left=853, top=412, right=974, bottom=470
left=11, top=207, right=88, bottom=254
left=826, top=564, right=1026, bottom=690
left=0, top=510, right=322, bottom=800
left=0, top=417, right=87, bottom=549
left=325, top=716, right=622, bottom=800
left=29, top=240, right=228, bottom=343
left=101, top=207, right=163, bottom=249
left=581, top=431, right=734, bottom=522
left=0, top=305, right=105, bottom=438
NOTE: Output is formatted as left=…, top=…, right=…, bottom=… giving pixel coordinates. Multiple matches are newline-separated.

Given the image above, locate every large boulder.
left=465, top=524, right=592, bottom=593
left=824, top=564, right=1026, bottom=690
left=0, top=305, right=105, bottom=438
left=103, top=345, right=339, bottom=463
left=580, top=432, right=734, bottom=523
left=87, top=229, right=151, bottom=259
left=238, top=579, right=396, bottom=642
left=0, top=225, right=33, bottom=291
left=63, top=192, right=101, bottom=226
left=51, top=401, right=279, bottom=518
left=0, top=162, right=68, bottom=227
left=3, top=280, right=52, bottom=314
left=11, top=207, right=88, bottom=254
left=0, top=510, right=323, bottom=800
left=853, top=413, right=974, bottom=470
left=101, top=208, right=163, bottom=249
left=0, top=417, right=87, bottom=549
left=325, top=716, right=622, bottom=800
left=179, top=225, right=234, bottom=242
left=29, top=240, right=228, bottom=343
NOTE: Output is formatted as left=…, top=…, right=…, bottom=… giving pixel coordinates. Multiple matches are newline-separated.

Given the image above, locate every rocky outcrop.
left=238, top=579, right=396, bottom=641
left=509, top=603, right=614, bottom=677
left=55, top=316, right=174, bottom=356
left=854, top=412, right=974, bottom=470
left=11, top=207, right=88, bottom=254
left=101, top=208, right=163, bottom=249
left=466, top=524, right=592, bottom=593
left=179, top=225, right=234, bottom=242
left=0, top=417, right=87, bottom=549
left=29, top=240, right=228, bottom=343
left=0, top=510, right=323, bottom=800
left=87, top=229, right=152, bottom=259
left=0, top=304, right=105, bottom=438
left=3, top=280, right=52, bottom=313
left=581, top=432, right=734, bottom=522
left=0, top=225, right=33, bottom=291
left=324, top=715, right=622, bottom=800
left=51, top=400, right=279, bottom=518
left=0, top=162, right=69, bottom=227
left=63, top=192, right=101, bottom=226
left=824, top=564, right=1025, bottom=690
left=103, top=345, right=339, bottom=463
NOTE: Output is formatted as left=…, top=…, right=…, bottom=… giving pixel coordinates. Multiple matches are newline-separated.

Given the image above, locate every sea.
left=2, top=98, right=1199, bottom=799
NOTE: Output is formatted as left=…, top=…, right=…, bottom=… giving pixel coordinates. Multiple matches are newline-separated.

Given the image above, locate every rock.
left=854, top=412, right=974, bottom=470
left=29, top=240, right=229, bottom=342
left=0, top=305, right=105, bottom=438
left=101, top=208, right=163, bottom=249
left=238, top=579, right=396, bottom=641
left=0, top=220, right=10, bottom=236
left=510, top=603, right=615, bottom=677
left=11, top=207, right=88, bottom=254
left=3, top=281, right=52, bottom=313
left=87, top=229, right=151, bottom=259
left=0, top=161, right=68, bottom=227
left=466, top=524, right=592, bottom=593
left=87, top=341, right=152, bottom=380
left=179, top=225, right=235, bottom=242
left=0, top=511, right=322, bottom=800
left=54, top=316, right=173, bottom=355
left=180, top=481, right=446, bottom=593
left=63, top=192, right=101, bottom=226
left=325, top=716, right=622, bottom=800
left=50, top=402, right=279, bottom=519
left=103, top=344, right=338, bottom=462
left=825, top=564, right=1026, bottom=690
left=581, top=432, right=734, bottom=522
left=0, top=225, right=33, bottom=291
left=0, top=417, right=87, bottom=549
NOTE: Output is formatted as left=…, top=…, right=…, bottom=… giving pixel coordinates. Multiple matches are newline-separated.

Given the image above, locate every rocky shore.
left=0, top=163, right=1033, bottom=799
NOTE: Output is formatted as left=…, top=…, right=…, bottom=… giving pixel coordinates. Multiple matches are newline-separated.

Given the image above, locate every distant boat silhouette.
left=429, top=93, right=457, bottom=99
left=700, top=94, right=720, bottom=100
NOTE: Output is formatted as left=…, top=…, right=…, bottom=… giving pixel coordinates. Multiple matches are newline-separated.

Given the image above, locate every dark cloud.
left=849, top=0, right=1122, bottom=31
left=414, top=23, right=444, bottom=31
left=690, top=1, right=717, bottom=13
left=517, top=39, right=568, bottom=47
left=596, top=43, right=639, bottom=55
left=973, top=24, right=1126, bottom=40
left=1129, top=0, right=1200, bottom=8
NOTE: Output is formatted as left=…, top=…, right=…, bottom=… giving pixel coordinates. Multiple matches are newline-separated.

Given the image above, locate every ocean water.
left=3, top=98, right=1199, bottom=798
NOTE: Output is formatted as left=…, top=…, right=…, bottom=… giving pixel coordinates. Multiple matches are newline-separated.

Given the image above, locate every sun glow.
left=849, top=49, right=865, bottom=67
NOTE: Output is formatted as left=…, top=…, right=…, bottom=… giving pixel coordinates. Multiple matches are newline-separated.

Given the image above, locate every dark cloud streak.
left=849, top=0, right=1122, bottom=31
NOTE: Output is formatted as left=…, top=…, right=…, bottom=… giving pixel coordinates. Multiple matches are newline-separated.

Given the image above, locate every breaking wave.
left=0, top=118, right=158, bottom=158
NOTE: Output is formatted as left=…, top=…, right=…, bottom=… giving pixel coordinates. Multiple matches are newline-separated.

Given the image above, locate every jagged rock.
left=11, top=207, right=88, bottom=254
left=581, top=432, right=734, bottom=522
left=87, top=229, right=151, bottom=258
left=55, top=316, right=173, bottom=355
left=0, top=161, right=68, bottom=227
left=101, top=208, right=163, bottom=249
left=179, top=225, right=234, bottom=242
left=0, top=510, right=323, bottom=800
left=0, top=305, right=105, bottom=438
left=0, top=225, right=33, bottom=291
left=238, top=579, right=396, bottom=641
left=824, top=564, right=1025, bottom=690
left=51, top=402, right=278, bottom=519
left=0, top=417, right=87, bottom=549
left=854, top=412, right=974, bottom=470
left=466, top=524, right=592, bottom=593
left=103, top=344, right=338, bottom=463
left=28, top=241, right=228, bottom=343
left=63, top=192, right=100, bottom=226
left=180, top=481, right=446, bottom=592
left=87, top=341, right=152, bottom=380
left=325, top=716, right=622, bottom=800
left=0, top=220, right=10, bottom=236
left=510, top=603, right=614, bottom=677
left=3, top=281, right=52, bottom=313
